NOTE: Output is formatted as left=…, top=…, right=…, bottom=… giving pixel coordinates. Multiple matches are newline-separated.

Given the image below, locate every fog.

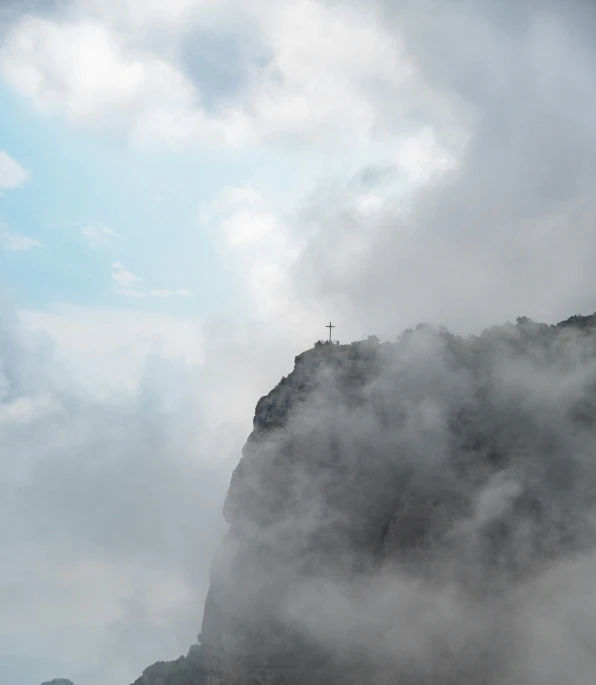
left=211, top=322, right=596, bottom=683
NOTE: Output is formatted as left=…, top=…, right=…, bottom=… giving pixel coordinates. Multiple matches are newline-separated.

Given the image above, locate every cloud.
left=111, top=261, right=144, bottom=297
left=200, top=185, right=303, bottom=320
left=0, top=150, right=29, bottom=191
left=206, top=185, right=279, bottom=247
left=20, top=304, right=205, bottom=394
left=0, top=16, right=205, bottom=145
left=149, top=289, right=192, bottom=298
left=0, top=2, right=463, bottom=150
left=284, top=0, right=596, bottom=339
left=233, top=0, right=447, bottom=147
left=1, top=226, right=42, bottom=251
left=112, top=262, right=192, bottom=300
left=81, top=225, right=119, bottom=248
left=82, top=0, right=202, bottom=31
left=0, top=287, right=316, bottom=684
left=0, top=299, right=229, bottom=684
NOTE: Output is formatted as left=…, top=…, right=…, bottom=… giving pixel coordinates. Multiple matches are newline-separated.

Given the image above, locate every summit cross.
left=326, top=321, right=335, bottom=342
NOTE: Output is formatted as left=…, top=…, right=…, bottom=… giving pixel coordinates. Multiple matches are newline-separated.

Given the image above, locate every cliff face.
left=200, top=318, right=596, bottom=685
left=132, top=314, right=596, bottom=685
left=131, top=644, right=207, bottom=685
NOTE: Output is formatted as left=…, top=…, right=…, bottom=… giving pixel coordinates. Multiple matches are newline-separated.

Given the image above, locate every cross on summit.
left=315, top=322, right=339, bottom=347
left=326, top=321, right=335, bottom=342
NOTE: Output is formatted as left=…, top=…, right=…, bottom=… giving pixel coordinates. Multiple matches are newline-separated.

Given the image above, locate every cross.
left=326, top=321, right=335, bottom=342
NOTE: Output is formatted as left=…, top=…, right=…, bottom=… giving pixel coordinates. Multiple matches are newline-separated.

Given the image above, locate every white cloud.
left=82, top=225, right=119, bottom=248
left=0, top=301, right=223, bottom=684
left=200, top=185, right=304, bottom=320
left=1, top=226, right=42, bottom=251
left=199, top=155, right=460, bottom=327
left=222, top=210, right=278, bottom=247
left=0, top=17, right=206, bottom=145
left=20, top=304, right=204, bottom=394
left=0, top=3, right=464, bottom=157
left=148, top=289, right=192, bottom=298
left=210, top=185, right=279, bottom=247
left=0, top=150, right=29, bottom=190
left=111, top=262, right=191, bottom=300
left=237, top=1, right=411, bottom=145
left=81, top=0, right=203, bottom=30
left=397, top=126, right=458, bottom=185
left=112, top=261, right=144, bottom=297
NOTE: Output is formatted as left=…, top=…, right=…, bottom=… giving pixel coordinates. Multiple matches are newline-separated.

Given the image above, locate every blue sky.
left=2, top=1, right=596, bottom=684
left=1, top=80, right=256, bottom=315
left=0, top=78, right=320, bottom=318
left=0, top=0, right=463, bottom=328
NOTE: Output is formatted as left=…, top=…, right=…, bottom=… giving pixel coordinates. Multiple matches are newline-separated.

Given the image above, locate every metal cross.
left=326, top=321, right=335, bottom=342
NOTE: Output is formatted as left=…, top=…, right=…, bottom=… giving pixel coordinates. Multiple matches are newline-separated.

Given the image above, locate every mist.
left=206, top=320, right=596, bottom=683
left=0, top=299, right=228, bottom=684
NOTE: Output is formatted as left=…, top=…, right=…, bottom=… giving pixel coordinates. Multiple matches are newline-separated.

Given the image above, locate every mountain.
left=130, top=644, right=207, bottom=685
left=136, top=314, right=596, bottom=684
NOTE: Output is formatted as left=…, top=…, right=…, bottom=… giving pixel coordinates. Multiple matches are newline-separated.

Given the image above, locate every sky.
left=1, top=0, right=596, bottom=683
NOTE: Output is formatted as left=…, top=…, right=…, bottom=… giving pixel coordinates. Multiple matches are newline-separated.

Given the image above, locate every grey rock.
left=130, top=644, right=207, bottom=685
left=137, top=313, right=596, bottom=684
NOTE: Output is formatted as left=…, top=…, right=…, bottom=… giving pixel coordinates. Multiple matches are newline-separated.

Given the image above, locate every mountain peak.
left=135, top=313, right=596, bottom=685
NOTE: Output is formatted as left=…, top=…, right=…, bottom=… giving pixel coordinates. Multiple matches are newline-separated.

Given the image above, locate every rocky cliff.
left=131, top=644, right=207, bottom=685
left=137, top=314, right=596, bottom=685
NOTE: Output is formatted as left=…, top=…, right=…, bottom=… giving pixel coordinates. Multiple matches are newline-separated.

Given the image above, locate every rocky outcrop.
left=130, top=644, right=207, bottom=685
left=135, top=314, right=596, bottom=685
left=199, top=318, right=596, bottom=684
left=40, top=680, right=75, bottom=685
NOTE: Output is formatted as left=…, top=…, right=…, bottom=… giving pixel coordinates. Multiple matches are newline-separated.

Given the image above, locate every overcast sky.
left=1, top=0, right=596, bottom=683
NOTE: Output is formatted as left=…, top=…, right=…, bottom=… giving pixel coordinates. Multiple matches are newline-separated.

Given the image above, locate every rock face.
left=135, top=314, right=596, bottom=685
left=199, top=318, right=596, bottom=684
left=130, top=644, right=207, bottom=685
